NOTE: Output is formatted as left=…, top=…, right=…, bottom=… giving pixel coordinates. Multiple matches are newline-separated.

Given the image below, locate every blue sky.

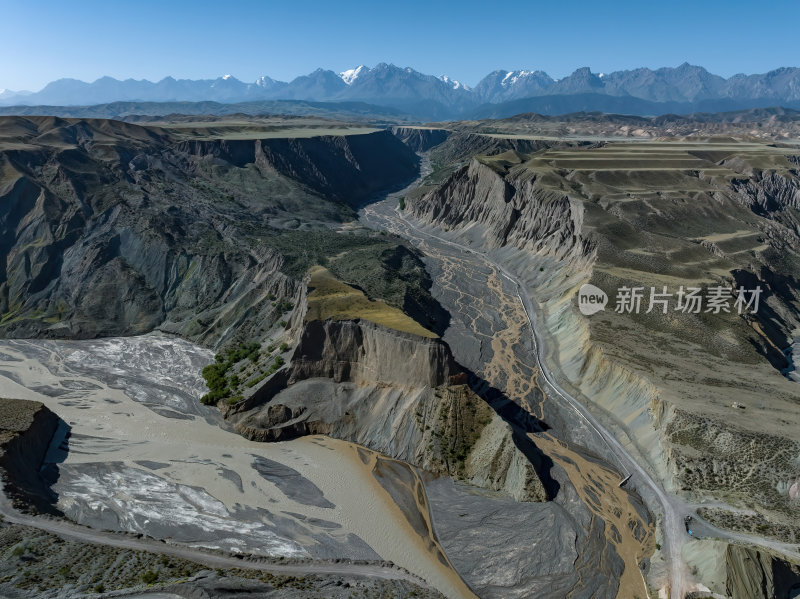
left=1, top=0, right=797, bottom=91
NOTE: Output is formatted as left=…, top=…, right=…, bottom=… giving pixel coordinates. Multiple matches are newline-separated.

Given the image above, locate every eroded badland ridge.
left=405, top=134, right=800, bottom=525
left=400, top=125, right=800, bottom=596
left=0, top=110, right=800, bottom=599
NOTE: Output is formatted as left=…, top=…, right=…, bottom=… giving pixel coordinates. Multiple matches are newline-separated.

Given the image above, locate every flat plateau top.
left=0, top=398, right=45, bottom=434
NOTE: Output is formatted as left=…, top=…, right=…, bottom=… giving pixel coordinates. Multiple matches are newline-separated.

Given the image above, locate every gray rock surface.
left=726, top=544, right=800, bottom=599
left=426, top=477, right=620, bottom=599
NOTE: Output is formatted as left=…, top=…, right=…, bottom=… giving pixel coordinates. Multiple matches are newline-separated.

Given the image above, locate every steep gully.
left=360, top=155, right=682, bottom=598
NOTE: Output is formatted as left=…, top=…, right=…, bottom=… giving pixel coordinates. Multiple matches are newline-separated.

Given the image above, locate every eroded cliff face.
left=287, top=319, right=456, bottom=387
left=0, top=398, right=61, bottom=515
left=174, top=131, right=419, bottom=208
left=0, top=117, right=418, bottom=346
left=730, top=170, right=800, bottom=213
left=409, top=157, right=593, bottom=264
left=391, top=127, right=451, bottom=152
left=225, top=318, right=550, bottom=502
left=726, top=545, right=800, bottom=599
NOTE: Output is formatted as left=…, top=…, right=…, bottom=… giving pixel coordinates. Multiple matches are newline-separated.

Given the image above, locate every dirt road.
left=0, top=482, right=432, bottom=587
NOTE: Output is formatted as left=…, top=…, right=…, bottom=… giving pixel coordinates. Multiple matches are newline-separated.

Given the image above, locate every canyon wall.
left=226, top=318, right=551, bottom=502
left=0, top=117, right=417, bottom=346
left=0, top=398, right=61, bottom=515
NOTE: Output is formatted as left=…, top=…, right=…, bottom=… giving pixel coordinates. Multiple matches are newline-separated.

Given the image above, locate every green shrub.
left=246, top=373, right=267, bottom=388
left=225, top=341, right=260, bottom=364
left=200, top=341, right=262, bottom=404
left=275, top=300, right=294, bottom=313
left=142, top=570, right=158, bottom=584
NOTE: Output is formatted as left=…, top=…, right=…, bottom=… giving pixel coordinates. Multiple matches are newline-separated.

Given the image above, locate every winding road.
left=360, top=162, right=690, bottom=599
left=0, top=481, right=432, bottom=588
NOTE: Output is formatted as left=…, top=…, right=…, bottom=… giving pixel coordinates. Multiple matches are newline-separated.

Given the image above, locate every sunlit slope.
left=306, top=266, right=438, bottom=338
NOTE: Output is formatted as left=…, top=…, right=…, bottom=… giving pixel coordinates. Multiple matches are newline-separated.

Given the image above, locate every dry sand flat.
left=0, top=335, right=472, bottom=599
left=354, top=446, right=478, bottom=599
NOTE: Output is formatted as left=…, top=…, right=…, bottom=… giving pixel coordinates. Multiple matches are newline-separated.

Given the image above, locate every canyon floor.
left=0, top=150, right=648, bottom=599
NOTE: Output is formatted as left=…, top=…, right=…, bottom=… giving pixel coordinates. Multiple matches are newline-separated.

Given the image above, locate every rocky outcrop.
left=409, top=158, right=594, bottom=265
left=287, top=319, right=457, bottom=387
left=225, top=318, right=550, bottom=502
left=0, top=398, right=61, bottom=515
left=729, top=170, right=800, bottom=214
left=726, top=545, right=800, bottom=599
left=391, top=127, right=450, bottom=152
left=464, top=415, right=550, bottom=502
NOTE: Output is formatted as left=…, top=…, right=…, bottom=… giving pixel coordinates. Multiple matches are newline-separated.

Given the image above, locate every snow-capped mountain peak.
left=222, top=74, right=233, bottom=80
left=438, top=75, right=469, bottom=91
left=501, top=70, right=535, bottom=86
left=339, top=66, right=367, bottom=85
left=254, top=75, right=286, bottom=91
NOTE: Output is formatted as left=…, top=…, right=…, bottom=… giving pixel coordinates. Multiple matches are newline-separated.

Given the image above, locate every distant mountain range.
left=3, top=63, right=800, bottom=120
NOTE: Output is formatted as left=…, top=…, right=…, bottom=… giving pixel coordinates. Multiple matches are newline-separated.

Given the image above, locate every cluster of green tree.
left=200, top=342, right=261, bottom=405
